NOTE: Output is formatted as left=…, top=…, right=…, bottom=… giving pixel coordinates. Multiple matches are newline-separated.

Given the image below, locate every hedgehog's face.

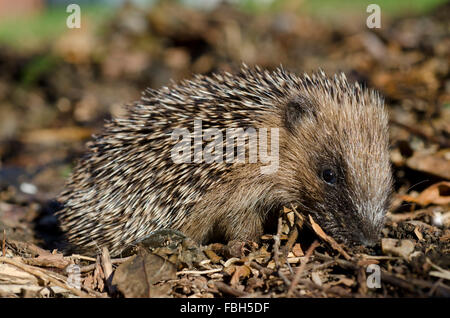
left=306, top=139, right=393, bottom=247
left=279, top=88, right=393, bottom=247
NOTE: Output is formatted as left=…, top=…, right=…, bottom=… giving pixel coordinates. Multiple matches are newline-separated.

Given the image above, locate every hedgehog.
left=57, top=65, right=393, bottom=256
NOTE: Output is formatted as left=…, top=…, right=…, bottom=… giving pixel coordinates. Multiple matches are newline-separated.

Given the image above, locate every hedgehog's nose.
left=358, top=230, right=379, bottom=247
left=360, top=237, right=377, bottom=247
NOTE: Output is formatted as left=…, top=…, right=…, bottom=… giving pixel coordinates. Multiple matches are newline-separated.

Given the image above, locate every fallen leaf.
left=400, top=181, right=450, bottom=206
left=204, top=249, right=221, bottom=263
left=292, top=243, right=304, bottom=257
left=414, top=227, right=423, bottom=241
left=230, top=265, right=251, bottom=286
left=112, top=251, right=176, bottom=298
left=406, top=150, right=450, bottom=180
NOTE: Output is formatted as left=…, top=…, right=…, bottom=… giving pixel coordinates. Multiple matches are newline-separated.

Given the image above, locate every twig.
left=314, top=252, right=450, bottom=296
left=69, top=254, right=97, bottom=262
left=0, top=257, right=92, bottom=298
left=428, top=278, right=444, bottom=297
left=214, top=281, right=248, bottom=297
left=79, top=256, right=132, bottom=273
left=2, top=230, right=5, bottom=257
left=379, top=271, right=417, bottom=292
left=313, top=260, right=336, bottom=271
left=273, top=216, right=283, bottom=268
left=278, top=269, right=292, bottom=288
left=249, top=261, right=273, bottom=276
left=176, top=268, right=223, bottom=276
left=100, top=247, right=113, bottom=279
left=7, top=240, right=50, bottom=257
left=358, top=254, right=400, bottom=261
left=287, top=240, right=319, bottom=297
left=309, top=215, right=351, bottom=260
left=101, top=247, right=115, bottom=294
left=281, top=226, right=298, bottom=264
left=290, top=204, right=305, bottom=229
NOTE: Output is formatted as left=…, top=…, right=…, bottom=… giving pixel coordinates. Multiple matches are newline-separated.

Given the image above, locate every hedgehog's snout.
left=359, top=234, right=378, bottom=247
left=355, top=220, right=382, bottom=247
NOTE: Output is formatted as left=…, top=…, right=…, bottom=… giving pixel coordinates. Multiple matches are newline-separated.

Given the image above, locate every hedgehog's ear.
left=283, top=95, right=315, bottom=132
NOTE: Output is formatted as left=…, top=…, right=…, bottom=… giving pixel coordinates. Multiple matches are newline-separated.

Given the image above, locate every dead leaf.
left=406, top=150, right=450, bottom=180
left=112, top=251, right=176, bottom=298
left=204, top=249, right=221, bottom=263
left=292, top=243, right=304, bottom=257
left=414, top=227, right=423, bottom=240
left=230, top=265, right=251, bottom=286
left=400, top=181, right=450, bottom=206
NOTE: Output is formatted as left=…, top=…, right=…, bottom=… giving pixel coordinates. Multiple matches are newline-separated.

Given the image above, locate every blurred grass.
left=239, top=0, right=447, bottom=14
left=21, top=54, right=60, bottom=87
left=0, top=4, right=115, bottom=49
left=0, top=0, right=446, bottom=49
left=301, top=0, right=446, bottom=15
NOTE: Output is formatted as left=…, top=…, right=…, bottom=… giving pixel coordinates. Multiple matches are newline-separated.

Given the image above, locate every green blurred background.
left=0, top=0, right=447, bottom=49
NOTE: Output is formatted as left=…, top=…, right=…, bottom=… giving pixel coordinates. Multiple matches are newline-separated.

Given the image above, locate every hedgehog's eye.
left=321, top=168, right=337, bottom=185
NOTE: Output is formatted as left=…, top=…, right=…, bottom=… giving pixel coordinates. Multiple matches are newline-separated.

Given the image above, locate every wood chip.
left=381, top=238, right=415, bottom=260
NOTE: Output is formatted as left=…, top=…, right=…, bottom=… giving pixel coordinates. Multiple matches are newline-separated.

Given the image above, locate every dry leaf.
left=406, top=151, right=450, bottom=180
left=400, top=181, right=450, bottom=206
left=204, top=249, right=221, bottom=263
left=230, top=265, right=251, bottom=286
left=292, top=243, right=304, bottom=257
left=414, top=227, right=424, bottom=240
left=112, top=252, right=176, bottom=298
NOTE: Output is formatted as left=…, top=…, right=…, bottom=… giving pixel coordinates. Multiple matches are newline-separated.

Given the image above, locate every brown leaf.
left=406, top=150, right=450, bottom=180
left=229, top=265, right=251, bottom=286
left=245, top=276, right=264, bottom=292
left=204, top=249, right=221, bottom=263
left=112, top=252, right=176, bottom=298
left=292, top=243, right=304, bottom=257
left=400, top=181, right=450, bottom=206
